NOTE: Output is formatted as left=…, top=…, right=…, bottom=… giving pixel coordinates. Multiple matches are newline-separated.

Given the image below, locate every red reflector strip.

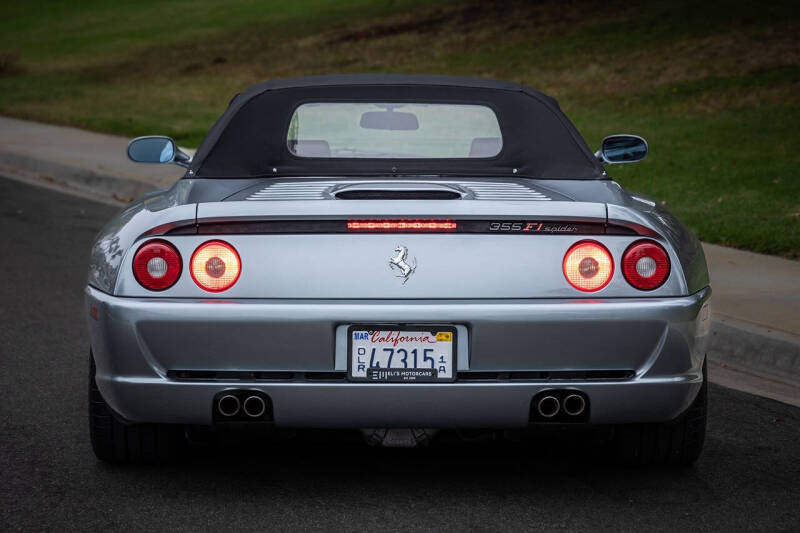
left=347, top=219, right=457, bottom=231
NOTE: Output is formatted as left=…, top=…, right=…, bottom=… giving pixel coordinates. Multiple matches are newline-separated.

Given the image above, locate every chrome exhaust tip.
left=242, top=395, right=266, bottom=418
left=217, top=394, right=241, bottom=417
left=537, top=395, right=560, bottom=418
left=563, top=394, right=586, bottom=416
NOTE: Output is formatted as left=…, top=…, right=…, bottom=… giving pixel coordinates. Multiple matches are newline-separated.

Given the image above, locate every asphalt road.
left=1, top=176, right=799, bottom=532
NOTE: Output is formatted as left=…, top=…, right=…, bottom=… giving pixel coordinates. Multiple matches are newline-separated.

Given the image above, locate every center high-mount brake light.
left=563, top=241, right=614, bottom=292
left=347, top=219, right=457, bottom=232
left=132, top=239, right=182, bottom=291
left=190, top=240, right=241, bottom=292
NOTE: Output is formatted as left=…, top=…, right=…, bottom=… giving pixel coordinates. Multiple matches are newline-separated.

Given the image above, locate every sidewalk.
left=0, top=116, right=185, bottom=204
left=704, top=243, right=799, bottom=335
left=1, top=116, right=798, bottom=404
left=704, top=244, right=800, bottom=405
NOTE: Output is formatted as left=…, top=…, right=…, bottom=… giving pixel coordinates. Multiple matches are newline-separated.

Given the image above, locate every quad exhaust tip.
left=537, top=395, right=560, bottom=418
left=243, top=395, right=267, bottom=418
left=563, top=394, right=586, bottom=416
left=217, top=394, right=241, bottom=417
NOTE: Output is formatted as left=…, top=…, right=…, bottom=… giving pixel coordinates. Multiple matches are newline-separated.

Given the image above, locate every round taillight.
left=190, top=240, right=241, bottom=292
left=622, top=240, right=670, bottom=290
left=132, top=240, right=181, bottom=291
left=563, top=241, right=614, bottom=292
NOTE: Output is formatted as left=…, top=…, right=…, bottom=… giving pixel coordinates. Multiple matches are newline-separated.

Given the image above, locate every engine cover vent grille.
left=463, top=182, right=551, bottom=201
left=245, top=180, right=551, bottom=201
left=245, top=181, right=341, bottom=200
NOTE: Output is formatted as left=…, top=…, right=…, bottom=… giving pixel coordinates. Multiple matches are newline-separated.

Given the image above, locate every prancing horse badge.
left=388, top=245, right=416, bottom=284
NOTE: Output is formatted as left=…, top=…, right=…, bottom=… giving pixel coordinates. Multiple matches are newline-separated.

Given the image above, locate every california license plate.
left=348, top=325, right=456, bottom=382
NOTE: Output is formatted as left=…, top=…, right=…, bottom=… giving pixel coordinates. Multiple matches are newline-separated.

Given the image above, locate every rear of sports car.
left=85, top=75, right=711, bottom=465
left=86, top=178, right=711, bottom=464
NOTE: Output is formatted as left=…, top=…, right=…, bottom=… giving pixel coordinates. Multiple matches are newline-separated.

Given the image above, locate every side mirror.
left=596, top=134, right=648, bottom=164
left=127, top=136, right=191, bottom=167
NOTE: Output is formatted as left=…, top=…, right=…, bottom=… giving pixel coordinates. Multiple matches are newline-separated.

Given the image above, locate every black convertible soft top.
left=189, top=74, right=605, bottom=180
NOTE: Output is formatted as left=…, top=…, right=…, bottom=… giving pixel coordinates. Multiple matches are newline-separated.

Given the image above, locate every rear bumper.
left=86, top=286, right=711, bottom=427
left=97, top=378, right=702, bottom=428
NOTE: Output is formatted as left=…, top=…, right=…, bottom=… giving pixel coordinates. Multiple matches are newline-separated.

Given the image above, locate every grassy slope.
left=0, top=0, right=798, bottom=256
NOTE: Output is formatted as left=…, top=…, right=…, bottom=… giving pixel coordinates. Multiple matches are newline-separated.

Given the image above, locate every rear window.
left=286, top=102, right=502, bottom=159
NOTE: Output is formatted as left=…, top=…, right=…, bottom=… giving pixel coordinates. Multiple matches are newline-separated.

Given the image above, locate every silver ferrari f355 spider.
left=86, top=75, right=710, bottom=464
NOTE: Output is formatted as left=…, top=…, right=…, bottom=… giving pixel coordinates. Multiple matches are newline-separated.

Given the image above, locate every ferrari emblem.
left=389, top=245, right=417, bottom=284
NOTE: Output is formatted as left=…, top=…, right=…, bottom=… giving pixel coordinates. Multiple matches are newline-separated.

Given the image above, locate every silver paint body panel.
left=86, top=285, right=710, bottom=426
left=113, top=233, right=687, bottom=298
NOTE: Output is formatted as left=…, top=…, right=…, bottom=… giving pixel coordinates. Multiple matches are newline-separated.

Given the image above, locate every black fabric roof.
left=189, top=74, right=605, bottom=180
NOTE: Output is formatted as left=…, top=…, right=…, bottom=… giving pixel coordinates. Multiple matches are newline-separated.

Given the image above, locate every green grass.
left=0, top=0, right=798, bottom=257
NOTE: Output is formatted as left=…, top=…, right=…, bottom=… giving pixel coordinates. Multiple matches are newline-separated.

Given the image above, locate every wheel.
left=89, top=352, right=185, bottom=463
left=611, top=359, right=707, bottom=466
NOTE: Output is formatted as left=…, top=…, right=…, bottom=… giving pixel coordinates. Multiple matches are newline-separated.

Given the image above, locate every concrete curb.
left=709, top=316, right=800, bottom=388
left=0, top=149, right=157, bottom=205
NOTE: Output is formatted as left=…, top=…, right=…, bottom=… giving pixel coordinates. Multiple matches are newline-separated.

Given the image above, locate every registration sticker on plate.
left=348, top=326, right=456, bottom=382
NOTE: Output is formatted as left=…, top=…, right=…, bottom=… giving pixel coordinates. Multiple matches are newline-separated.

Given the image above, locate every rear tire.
left=89, top=352, right=185, bottom=463
left=611, top=359, right=707, bottom=466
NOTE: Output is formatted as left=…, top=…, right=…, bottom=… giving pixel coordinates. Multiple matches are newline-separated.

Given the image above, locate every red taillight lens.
left=132, top=239, right=181, bottom=291
left=347, top=219, right=457, bottom=232
left=190, top=240, right=241, bottom=292
left=622, top=240, right=670, bottom=290
left=563, top=241, right=614, bottom=292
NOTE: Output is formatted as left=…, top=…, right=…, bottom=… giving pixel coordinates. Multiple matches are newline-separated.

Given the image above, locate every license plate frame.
left=347, top=324, right=457, bottom=383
